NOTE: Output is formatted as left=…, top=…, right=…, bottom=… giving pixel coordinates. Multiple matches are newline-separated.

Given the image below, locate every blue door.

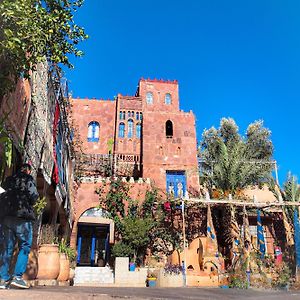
left=166, top=171, right=186, bottom=198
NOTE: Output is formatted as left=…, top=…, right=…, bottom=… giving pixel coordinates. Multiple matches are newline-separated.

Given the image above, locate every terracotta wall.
left=71, top=98, right=116, bottom=154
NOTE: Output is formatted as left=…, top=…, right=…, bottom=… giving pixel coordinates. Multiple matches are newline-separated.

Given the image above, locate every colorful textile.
left=243, top=206, right=251, bottom=244
left=206, top=204, right=218, bottom=255
left=293, top=209, right=300, bottom=267
left=282, top=208, right=294, bottom=246
left=257, top=209, right=266, bottom=259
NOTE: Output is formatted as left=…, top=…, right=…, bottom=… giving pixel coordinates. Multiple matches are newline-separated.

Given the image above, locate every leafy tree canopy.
left=199, top=118, right=274, bottom=196
left=0, top=0, right=88, bottom=97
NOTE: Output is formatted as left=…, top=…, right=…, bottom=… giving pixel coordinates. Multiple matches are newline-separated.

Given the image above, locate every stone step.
left=74, top=267, right=114, bottom=286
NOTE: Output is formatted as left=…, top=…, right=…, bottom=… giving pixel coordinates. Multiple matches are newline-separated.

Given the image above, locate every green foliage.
left=39, top=224, right=57, bottom=245
left=33, top=196, right=47, bottom=216
left=0, top=0, right=88, bottom=97
left=97, top=178, right=129, bottom=228
left=122, top=216, right=153, bottom=259
left=199, top=118, right=274, bottom=196
left=97, top=181, right=182, bottom=263
left=58, top=239, right=76, bottom=261
left=0, top=116, right=13, bottom=182
left=111, top=242, right=134, bottom=258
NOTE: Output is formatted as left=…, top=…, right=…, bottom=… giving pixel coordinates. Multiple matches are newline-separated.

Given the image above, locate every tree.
left=0, top=0, right=88, bottom=97
left=199, top=118, right=274, bottom=197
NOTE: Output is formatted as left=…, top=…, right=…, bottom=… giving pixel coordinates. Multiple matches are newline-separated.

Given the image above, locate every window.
left=120, top=111, right=125, bottom=120
left=165, top=93, right=172, bottom=105
left=119, top=122, right=125, bottom=138
left=136, top=123, right=141, bottom=138
left=136, top=112, right=139, bottom=120
left=128, top=119, right=134, bottom=138
left=87, top=121, right=100, bottom=142
left=146, top=92, right=153, bottom=104
left=139, top=112, right=143, bottom=120
left=166, top=120, right=173, bottom=138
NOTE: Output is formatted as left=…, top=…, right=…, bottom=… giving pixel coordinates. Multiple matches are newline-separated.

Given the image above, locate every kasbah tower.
left=70, top=78, right=200, bottom=253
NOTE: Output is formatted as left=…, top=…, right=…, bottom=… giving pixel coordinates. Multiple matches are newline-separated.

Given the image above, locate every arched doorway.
left=76, top=208, right=114, bottom=267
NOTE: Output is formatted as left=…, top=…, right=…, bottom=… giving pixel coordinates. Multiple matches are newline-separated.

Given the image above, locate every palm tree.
left=199, top=118, right=274, bottom=198
left=199, top=118, right=274, bottom=266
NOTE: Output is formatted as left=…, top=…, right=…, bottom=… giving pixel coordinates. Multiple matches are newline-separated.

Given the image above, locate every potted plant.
left=57, top=239, right=76, bottom=281
left=147, top=271, right=157, bottom=287
left=129, top=259, right=136, bottom=272
left=37, top=224, right=60, bottom=280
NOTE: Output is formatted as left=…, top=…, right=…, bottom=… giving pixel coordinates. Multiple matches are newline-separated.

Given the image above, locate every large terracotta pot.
left=37, top=244, right=60, bottom=280
left=57, top=253, right=70, bottom=281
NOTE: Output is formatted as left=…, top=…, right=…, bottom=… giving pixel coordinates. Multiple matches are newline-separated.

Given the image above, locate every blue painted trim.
left=91, top=236, right=96, bottom=265
left=77, top=236, right=82, bottom=264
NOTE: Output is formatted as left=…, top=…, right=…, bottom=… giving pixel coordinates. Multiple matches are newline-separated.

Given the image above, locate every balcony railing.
left=76, top=153, right=141, bottom=177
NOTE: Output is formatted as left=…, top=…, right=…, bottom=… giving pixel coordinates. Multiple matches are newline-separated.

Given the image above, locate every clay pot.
left=57, top=253, right=70, bottom=281
left=37, top=244, right=60, bottom=280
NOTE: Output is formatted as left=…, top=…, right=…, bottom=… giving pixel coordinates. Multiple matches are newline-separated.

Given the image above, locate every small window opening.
left=166, top=120, right=173, bottom=138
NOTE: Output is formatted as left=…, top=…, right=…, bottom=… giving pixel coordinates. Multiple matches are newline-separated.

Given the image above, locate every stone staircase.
left=73, top=266, right=114, bottom=286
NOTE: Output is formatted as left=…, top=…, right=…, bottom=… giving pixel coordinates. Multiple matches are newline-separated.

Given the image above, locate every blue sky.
left=65, top=0, right=300, bottom=185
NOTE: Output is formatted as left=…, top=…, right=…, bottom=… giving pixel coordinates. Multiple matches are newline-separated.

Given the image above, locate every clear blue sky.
left=65, top=0, right=300, bottom=185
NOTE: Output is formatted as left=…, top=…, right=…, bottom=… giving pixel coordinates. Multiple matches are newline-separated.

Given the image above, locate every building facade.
left=72, top=78, right=200, bottom=196
left=70, top=78, right=200, bottom=268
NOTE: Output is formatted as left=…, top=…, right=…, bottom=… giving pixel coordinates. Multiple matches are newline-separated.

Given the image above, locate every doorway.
left=76, top=224, right=110, bottom=267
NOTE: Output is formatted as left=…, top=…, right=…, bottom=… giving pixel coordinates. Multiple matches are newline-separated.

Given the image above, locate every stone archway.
left=75, top=207, right=114, bottom=267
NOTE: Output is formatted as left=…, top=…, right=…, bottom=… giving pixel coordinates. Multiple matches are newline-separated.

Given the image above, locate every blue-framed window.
left=120, top=111, right=125, bottom=120
left=136, top=123, right=141, bottom=138
left=87, top=121, right=100, bottom=142
left=166, top=171, right=186, bottom=198
left=128, top=119, right=134, bottom=138
left=119, top=122, right=125, bottom=138
left=165, top=93, right=172, bottom=105
left=136, top=112, right=139, bottom=120
left=139, top=112, right=143, bottom=120
left=146, top=92, right=153, bottom=104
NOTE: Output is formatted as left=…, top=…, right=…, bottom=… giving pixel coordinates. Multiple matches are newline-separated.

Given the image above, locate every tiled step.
left=74, top=267, right=114, bottom=286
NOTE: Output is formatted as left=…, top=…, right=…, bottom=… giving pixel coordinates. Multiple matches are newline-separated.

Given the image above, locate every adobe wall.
left=71, top=98, right=116, bottom=154
left=70, top=178, right=151, bottom=248
left=138, top=78, right=179, bottom=112
left=142, top=111, right=199, bottom=194
left=114, top=95, right=142, bottom=156
left=0, top=79, right=31, bottom=145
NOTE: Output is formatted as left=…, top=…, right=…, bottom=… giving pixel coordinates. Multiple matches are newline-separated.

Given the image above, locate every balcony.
left=76, top=153, right=141, bottom=178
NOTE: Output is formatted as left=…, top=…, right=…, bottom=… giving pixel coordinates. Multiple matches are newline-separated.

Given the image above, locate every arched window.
left=136, top=123, right=141, bottom=138
left=165, top=93, right=172, bottom=105
left=139, top=112, right=143, bottom=120
left=136, top=112, right=139, bottom=120
left=119, top=122, right=125, bottom=138
left=128, top=119, right=134, bottom=138
left=166, top=120, right=173, bottom=138
left=119, top=111, right=125, bottom=120
left=146, top=92, right=153, bottom=104
left=87, top=121, right=100, bottom=142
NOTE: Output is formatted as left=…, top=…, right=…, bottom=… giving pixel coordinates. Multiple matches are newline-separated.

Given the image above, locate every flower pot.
left=147, top=278, right=157, bottom=287
left=129, top=262, right=136, bottom=271
left=37, top=244, right=60, bottom=280
left=57, top=253, right=70, bottom=281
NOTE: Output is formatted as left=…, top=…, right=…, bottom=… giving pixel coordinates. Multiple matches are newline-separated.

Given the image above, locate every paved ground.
left=0, top=286, right=300, bottom=300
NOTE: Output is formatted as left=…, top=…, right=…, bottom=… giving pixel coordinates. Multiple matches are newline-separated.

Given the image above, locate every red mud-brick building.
left=70, top=78, right=200, bottom=267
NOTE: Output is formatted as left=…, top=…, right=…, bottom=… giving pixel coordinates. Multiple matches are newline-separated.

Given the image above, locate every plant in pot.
left=37, top=224, right=60, bottom=280
left=146, top=270, right=158, bottom=287
left=23, top=197, right=47, bottom=280
left=57, top=239, right=76, bottom=281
